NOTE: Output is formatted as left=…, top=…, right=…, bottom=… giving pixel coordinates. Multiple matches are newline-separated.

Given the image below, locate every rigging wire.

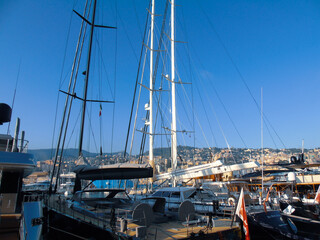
left=131, top=0, right=143, bottom=38
left=151, top=1, right=170, bottom=151
left=124, top=0, right=151, bottom=159
left=198, top=2, right=286, bottom=149
left=195, top=82, right=237, bottom=163
left=145, top=16, right=172, bottom=154
left=171, top=54, right=194, bottom=130
left=175, top=28, right=237, bottom=162
left=176, top=11, right=220, bottom=152
left=97, top=4, right=103, bottom=157
left=189, top=46, right=249, bottom=148
left=168, top=35, right=213, bottom=150
left=110, top=0, right=118, bottom=156
left=51, top=0, right=91, bottom=193
left=182, top=38, right=251, bottom=153
left=86, top=106, right=99, bottom=154
left=93, top=36, right=114, bottom=99
left=167, top=12, right=219, bottom=161
left=171, top=30, right=230, bottom=160
left=138, top=1, right=171, bottom=162
left=62, top=6, right=90, bottom=154
left=50, top=2, right=76, bottom=159
left=129, top=32, right=150, bottom=157
left=113, top=7, right=139, bottom=62
left=181, top=6, right=196, bottom=164
left=66, top=110, right=81, bottom=149
left=7, top=60, right=21, bottom=135
left=176, top=8, right=262, bottom=156
left=179, top=81, right=211, bottom=148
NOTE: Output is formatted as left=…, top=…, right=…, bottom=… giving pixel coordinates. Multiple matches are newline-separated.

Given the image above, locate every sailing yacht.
left=40, top=1, right=156, bottom=239
left=41, top=0, right=244, bottom=239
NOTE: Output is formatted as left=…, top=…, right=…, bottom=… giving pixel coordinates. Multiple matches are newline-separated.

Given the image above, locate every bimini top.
left=73, top=163, right=153, bottom=180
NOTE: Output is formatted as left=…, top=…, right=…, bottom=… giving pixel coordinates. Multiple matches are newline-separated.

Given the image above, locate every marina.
left=1, top=0, right=320, bottom=239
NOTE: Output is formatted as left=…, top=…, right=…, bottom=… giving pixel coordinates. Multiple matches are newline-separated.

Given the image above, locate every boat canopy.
left=73, top=163, right=153, bottom=180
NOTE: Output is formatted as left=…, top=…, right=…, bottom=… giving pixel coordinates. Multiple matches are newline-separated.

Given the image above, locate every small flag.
left=99, top=104, right=102, bottom=117
left=314, top=185, right=320, bottom=204
left=235, top=188, right=250, bottom=240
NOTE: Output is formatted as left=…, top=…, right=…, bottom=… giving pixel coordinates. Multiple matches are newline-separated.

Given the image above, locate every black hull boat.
left=281, top=213, right=320, bottom=239
left=247, top=210, right=306, bottom=240
left=280, top=200, right=319, bottom=220
left=280, top=200, right=320, bottom=239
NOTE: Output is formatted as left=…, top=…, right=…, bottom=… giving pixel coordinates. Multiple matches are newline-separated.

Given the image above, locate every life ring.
left=228, top=197, right=236, bottom=206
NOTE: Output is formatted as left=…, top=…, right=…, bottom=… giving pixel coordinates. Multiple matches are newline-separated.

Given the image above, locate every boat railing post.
left=62, top=197, right=65, bottom=213
left=59, top=195, right=61, bottom=212
left=12, top=117, right=20, bottom=152
left=154, top=228, right=158, bottom=239
left=186, top=214, right=190, bottom=236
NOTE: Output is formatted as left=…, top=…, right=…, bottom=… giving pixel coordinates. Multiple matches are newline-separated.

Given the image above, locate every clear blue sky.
left=1, top=0, right=320, bottom=153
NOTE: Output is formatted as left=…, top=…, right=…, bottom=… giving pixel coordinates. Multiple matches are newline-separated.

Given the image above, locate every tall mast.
left=149, top=0, right=155, bottom=180
left=171, top=0, right=177, bottom=187
left=261, top=87, right=264, bottom=194
left=78, top=0, right=97, bottom=157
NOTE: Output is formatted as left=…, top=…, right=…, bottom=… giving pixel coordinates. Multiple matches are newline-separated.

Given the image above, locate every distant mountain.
left=28, top=148, right=124, bottom=162
left=29, top=146, right=314, bottom=162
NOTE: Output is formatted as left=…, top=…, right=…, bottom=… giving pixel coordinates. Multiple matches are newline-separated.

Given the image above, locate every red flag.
left=315, top=185, right=320, bottom=204
left=99, top=104, right=102, bottom=117
left=235, top=188, right=250, bottom=240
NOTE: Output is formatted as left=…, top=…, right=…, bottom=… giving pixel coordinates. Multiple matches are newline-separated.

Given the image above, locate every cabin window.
left=170, top=192, right=180, bottom=198
left=152, top=191, right=162, bottom=197
left=162, top=191, right=171, bottom=197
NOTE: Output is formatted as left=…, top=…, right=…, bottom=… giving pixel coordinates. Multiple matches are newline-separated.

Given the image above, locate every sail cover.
left=73, top=163, right=153, bottom=180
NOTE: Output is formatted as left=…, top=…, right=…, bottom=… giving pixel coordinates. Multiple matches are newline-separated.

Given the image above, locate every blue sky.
left=1, top=0, right=320, bottom=153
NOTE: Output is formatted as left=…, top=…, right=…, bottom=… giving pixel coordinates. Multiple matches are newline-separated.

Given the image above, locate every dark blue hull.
left=247, top=210, right=306, bottom=240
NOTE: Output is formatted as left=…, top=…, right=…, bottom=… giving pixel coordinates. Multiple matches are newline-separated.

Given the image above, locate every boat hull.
left=281, top=213, right=320, bottom=239
left=44, top=208, right=116, bottom=240
left=247, top=210, right=298, bottom=240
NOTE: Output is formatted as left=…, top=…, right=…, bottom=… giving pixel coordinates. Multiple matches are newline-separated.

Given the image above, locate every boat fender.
left=228, top=197, right=236, bottom=206
left=132, top=203, right=154, bottom=226
left=178, top=200, right=195, bottom=221
left=290, top=156, right=298, bottom=164
left=283, top=204, right=295, bottom=215
left=0, top=103, right=12, bottom=124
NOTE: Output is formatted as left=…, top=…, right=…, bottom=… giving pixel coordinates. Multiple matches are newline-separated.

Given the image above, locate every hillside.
left=28, top=146, right=313, bottom=163
left=28, top=148, right=123, bottom=162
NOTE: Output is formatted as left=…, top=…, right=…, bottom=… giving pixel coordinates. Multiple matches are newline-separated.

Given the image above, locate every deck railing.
left=0, top=139, right=29, bottom=153
left=44, top=195, right=135, bottom=232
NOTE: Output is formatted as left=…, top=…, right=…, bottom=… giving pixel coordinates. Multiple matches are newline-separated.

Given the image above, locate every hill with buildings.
left=31, top=146, right=320, bottom=174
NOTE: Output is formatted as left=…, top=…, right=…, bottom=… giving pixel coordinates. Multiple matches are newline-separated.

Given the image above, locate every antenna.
left=7, top=60, right=21, bottom=135
left=261, top=87, right=264, bottom=194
